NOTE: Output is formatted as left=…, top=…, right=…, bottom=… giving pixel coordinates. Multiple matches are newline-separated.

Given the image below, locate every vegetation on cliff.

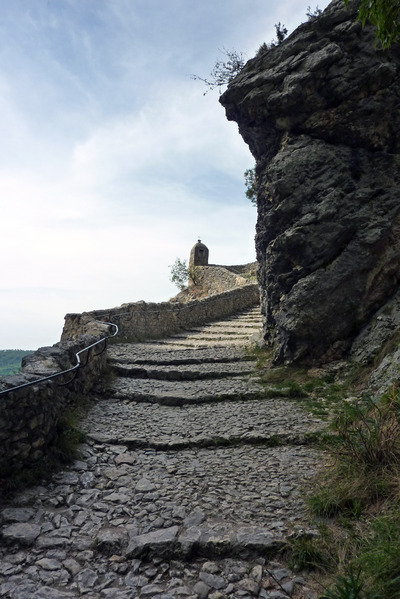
left=347, top=0, right=400, bottom=48
left=303, top=386, right=400, bottom=599
left=194, top=0, right=400, bottom=102
left=252, top=347, right=400, bottom=598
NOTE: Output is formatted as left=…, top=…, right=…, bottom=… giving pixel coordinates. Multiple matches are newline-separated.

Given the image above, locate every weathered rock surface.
left=220, top=0, right=400, bottom=365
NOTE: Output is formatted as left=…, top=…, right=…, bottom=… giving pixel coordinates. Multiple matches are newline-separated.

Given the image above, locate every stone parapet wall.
left=62, top=283, right=260, bottom=343
left=0, top=328, right=110, bottom=474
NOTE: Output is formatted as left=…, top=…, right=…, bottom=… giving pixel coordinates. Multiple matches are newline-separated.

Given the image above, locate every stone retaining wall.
left=0, top=284, right=259, bottom=473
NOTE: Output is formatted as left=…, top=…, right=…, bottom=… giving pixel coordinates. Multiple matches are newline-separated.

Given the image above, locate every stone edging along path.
left=0, top=307, right=327, bottom=599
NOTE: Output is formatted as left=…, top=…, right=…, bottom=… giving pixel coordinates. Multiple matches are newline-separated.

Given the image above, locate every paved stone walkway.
left=0, top=308, right=325, bottom=599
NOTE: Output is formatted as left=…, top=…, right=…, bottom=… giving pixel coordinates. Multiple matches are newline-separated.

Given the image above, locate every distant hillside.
left=0, top=350, right=34, bottom=376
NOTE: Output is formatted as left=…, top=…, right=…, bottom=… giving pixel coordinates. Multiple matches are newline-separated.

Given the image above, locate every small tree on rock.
left=169, top=258, right=189, bottom=291
left=274, top=22, right=288, bottom=44
left=244, top=167, right=259, bottom=205
left=190, top=47, right=246, bottom=95
left=169, top=258, right=201, bottom=290
left=306, top=5, right=323, bottom=20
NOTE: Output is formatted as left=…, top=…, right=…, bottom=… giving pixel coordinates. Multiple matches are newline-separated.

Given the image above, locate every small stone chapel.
left=189, top=240, right=209, bottom=267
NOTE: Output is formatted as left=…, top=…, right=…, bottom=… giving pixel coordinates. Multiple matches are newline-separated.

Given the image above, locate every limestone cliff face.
left=220, top=0, right=400, bottom=364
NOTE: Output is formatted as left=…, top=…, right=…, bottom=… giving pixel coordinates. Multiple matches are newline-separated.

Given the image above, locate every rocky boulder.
left=220, top=0, right=400, bottom=364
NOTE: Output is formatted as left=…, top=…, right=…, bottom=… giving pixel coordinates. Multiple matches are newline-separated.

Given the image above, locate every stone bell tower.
left=189, top=239, right=209, bottom=267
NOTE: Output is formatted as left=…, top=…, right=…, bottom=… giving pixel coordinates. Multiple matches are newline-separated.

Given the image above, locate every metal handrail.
left=0, top=321, right=118, bottom=397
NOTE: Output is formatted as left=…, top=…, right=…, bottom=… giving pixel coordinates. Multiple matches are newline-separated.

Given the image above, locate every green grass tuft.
left=289, top=534, right=335, bottom=572
left=320, top=570, right=372, bottom=599
left=356, top=511, right=400, bottom=599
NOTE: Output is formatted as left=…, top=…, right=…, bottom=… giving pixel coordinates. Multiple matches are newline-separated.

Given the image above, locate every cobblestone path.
left=0, top=308, right=325, bottom=599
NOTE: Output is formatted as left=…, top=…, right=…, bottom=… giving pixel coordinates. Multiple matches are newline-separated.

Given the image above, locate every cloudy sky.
left=0, top=0, right=331, bottom=350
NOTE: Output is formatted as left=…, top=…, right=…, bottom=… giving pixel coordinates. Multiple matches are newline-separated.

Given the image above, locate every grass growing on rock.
left=287, top=385, right=400, bottom=599
left=51, top=410, right=87, bottom=463
left=249, top=345, right=400, bottom=597
left=247, top=344, right=351, bottom=419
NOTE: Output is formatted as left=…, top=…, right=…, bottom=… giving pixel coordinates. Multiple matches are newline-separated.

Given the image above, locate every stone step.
left=167, top=335, right=252, bottom=344
left=106, top=442, right=319, bottom=541
left=210, top=321, right=261, bottom=329
left=190, top=327, right=260, bottom=336
left=82, top=396, right=326, bottom=448
left=147, top=338, right=251, bottom=349
left=196, top=318, right=262, bottom=327
left=226, top=317, right=261, bottom=322
left=106, top=307, right=262, bottom=366
left=1, top=442, right=318, bottom=561
left=111, top=360, right=255, bottom=381
left=0, top=439, right=320, bottom=591
left=125, top=522, right=286, bottom=561
left=106, top=376, right=265, bottom=406
left=227, top=317, right=261, bottom=323
left=107, top=345, right=256, bottom=366
left=173, top=328, right=255, bottom=337
left=0, top=305, right=324, bottom=596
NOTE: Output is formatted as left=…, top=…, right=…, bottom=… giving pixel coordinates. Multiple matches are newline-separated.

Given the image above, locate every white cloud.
left=70, top=80, right=251, bottom=192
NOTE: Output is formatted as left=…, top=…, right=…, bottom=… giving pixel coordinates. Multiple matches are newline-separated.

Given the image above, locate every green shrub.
left=333, top=387, right=400, bottom=470
left=169, top=258, right=201, bottom=290
left=289, top=534, right=334, bottom=572
left=320, top=570, right=372, bottom=599
left=356, top=511, right=400, bottom=599
left=52, top=413, right=86, bottom=463
left=305, top=386, right=400, bottom=599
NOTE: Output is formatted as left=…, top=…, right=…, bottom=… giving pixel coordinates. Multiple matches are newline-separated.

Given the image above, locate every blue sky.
left=0, top=0, right=331, bottom=350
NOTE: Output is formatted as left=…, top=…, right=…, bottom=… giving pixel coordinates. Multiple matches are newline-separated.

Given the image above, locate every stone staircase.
left=0, top=307, right=325, bottom=599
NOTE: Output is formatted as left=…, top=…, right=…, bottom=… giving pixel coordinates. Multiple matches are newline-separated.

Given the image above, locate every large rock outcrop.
left=220, top=0, right=400, bottom=364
